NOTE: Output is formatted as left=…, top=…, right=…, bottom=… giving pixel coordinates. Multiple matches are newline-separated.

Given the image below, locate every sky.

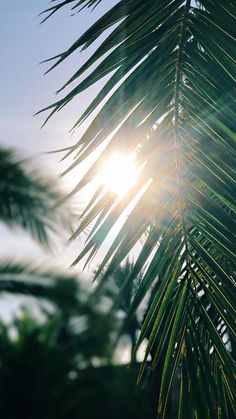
left=1, top=0, right=118, bottom=272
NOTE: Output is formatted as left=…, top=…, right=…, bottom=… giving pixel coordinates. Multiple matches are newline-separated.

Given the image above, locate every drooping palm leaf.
left=0, top=148, right=68, bottom=247
left=41, top=1, right=236, bottom=417
left=0, top=262, right=79, bottom=311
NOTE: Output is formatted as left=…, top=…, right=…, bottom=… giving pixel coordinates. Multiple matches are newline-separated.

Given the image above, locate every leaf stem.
left=173, top=0, right=191, bottom=269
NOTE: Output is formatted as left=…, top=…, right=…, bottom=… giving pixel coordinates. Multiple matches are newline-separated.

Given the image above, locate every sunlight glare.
left=99, top=153, right=138, bottom=197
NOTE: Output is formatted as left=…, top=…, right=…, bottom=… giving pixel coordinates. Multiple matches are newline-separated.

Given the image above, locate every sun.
left=99, top=153, right=138, bottom=197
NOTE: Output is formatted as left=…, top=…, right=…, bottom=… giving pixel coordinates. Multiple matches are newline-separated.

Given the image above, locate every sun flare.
left=99, top=153, right=138, bottom=197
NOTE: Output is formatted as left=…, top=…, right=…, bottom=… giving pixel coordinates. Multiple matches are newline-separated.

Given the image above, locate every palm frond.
left=0, top=148, right=69, bottom=247
left=40, top=0, right=102, bottom=24
left=41, top=0, right=236, bottom=416
left=0, top=262, right=79, bottom=311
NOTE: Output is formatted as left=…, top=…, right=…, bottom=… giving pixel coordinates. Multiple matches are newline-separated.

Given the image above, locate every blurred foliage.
left=0, top=259, right=180, bottom=418
left=0, top=301, right=157, bottom=419
left=0, top=148, right=72, bottom=247
left=94, top=260, right=144, bottom=353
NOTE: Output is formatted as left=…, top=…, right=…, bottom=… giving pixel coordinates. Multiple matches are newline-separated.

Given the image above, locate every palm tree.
left=0, top=147, right=77, bottom=308
left=40, top=1, right=236, bottom=417
left=0, top=148, right=66, bottom=246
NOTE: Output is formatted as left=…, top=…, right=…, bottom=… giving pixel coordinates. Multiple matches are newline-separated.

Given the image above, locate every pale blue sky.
left=1, top=1, right=117, bottom=268
left=1, top=0, right=116, bottom=156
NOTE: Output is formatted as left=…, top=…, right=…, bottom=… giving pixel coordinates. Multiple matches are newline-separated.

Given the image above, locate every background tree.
left=0, top=148, right=67, bottom=246
left=0, top=152, right=79, bottom=318
left=39, top=1, right=236, bottom=417
left=0, top=289, right=159, bottom=419
left=0, top=147, right=77, bottom=306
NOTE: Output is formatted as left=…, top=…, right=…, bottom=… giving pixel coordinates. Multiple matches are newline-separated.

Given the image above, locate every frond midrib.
left=173, top=0, right=192, bottom=270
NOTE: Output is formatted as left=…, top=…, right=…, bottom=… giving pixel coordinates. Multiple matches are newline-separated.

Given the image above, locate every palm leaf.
left=0, top=262, right=79, bottom=311
left=0, top=148, right=69, bottom=247
left=41, top=0, right=236, bottom=416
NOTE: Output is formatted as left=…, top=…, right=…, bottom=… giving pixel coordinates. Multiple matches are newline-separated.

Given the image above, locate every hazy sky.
left=1, top=1, right=117, bottom=269
left=2, top=1, right=117, bottom=156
